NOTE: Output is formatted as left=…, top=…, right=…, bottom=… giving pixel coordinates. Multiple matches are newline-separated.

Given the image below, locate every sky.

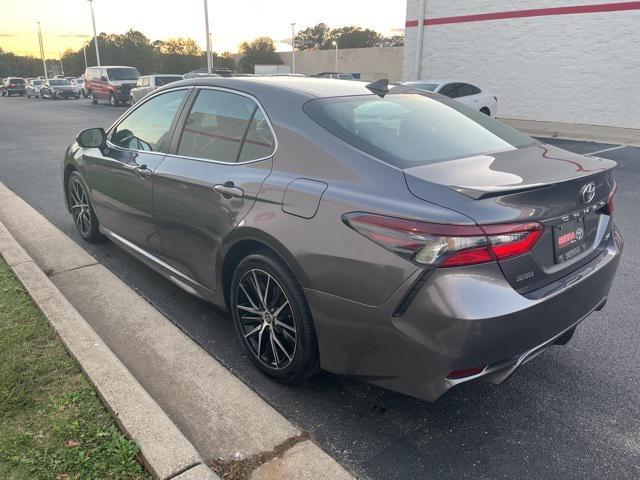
left=0, top=0, right=407, bottom=58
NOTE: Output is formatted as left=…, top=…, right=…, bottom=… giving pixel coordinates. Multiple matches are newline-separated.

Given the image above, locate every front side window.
left=177, top=89, right=274, bottom=162
left=304, top=93, right=536, bottom=169
left=110, top=89, right=187, bottom=152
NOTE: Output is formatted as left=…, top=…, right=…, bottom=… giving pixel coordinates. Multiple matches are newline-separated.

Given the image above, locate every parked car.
left=129, top=74, right=183, bottom=104
left=40, top=79, right=79, bottom=99
left=184, top=68, right=232, bottom=78
left=316, top=72, right=356, bottom=80
left=1, top=77, right=26, bottom=96
left=72, top=78, right=87, bottom=97
left=401, top=80, right=498, bottom=117
left=26, top=79, right=45, bottom=98
left=84, top=65, right=140, bottom=106
left=63, top=77, right=622, bottom=401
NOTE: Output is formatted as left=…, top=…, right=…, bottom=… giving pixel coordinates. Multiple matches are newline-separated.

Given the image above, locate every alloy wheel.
left=69, top=177, right=92, bottom=236
left=236, top=269, right=297, bottom=370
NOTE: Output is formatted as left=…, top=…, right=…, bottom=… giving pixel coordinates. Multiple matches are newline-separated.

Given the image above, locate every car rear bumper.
left=6, top=88, right=26, bottom=94
left=307, top=225, right=622, bottom=401
left=54, top=91, right=77, bottom=98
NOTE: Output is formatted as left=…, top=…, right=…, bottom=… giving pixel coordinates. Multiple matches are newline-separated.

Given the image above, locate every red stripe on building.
left=405, top=1, right=640, bottom=27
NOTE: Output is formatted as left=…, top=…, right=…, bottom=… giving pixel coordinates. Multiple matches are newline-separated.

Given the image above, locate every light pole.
left=332, top=40, right=338, bottom=73
left=83, top=45, right=88, bottom=69
left=203, top=0, right=212, bottom=74
left=88, top=0, right=101, bottom=66
left=290, top=22, right=296, bottom=74
left=59, top=51, right=65, bottom=76
left=36, top=22, right=47, bottom=80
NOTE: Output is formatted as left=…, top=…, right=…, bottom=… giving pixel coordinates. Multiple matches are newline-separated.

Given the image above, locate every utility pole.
left=332, top=41, right=338, bottom=72
left=59, top=52, right=65, bottom=76
left=83, top=45, right=88, bottom=69
left=88, top=0, right=101, bottom=66
left=204, top=0, right=212, bottom=74
left=291, top=22, right=296, bottom=73
left=37, top=22, right=47, bottom=80
left=209, top=33, right=214, bottom=71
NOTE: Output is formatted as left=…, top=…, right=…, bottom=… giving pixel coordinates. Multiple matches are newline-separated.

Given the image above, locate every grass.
left=0, top=258, right=150, bottom=480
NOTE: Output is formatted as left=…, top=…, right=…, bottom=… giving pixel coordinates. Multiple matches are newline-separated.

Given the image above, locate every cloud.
left=388, top=27, right=405, bottom=34
left=0, top=34, right=15, bottom=37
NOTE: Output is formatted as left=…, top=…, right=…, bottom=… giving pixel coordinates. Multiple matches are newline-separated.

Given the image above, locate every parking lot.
left=1, top=95, right=639, bottom=479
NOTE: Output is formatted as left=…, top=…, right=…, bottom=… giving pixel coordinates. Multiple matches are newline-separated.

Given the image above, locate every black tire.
left=109, top=93, right=118, bottom=106
left=480, top=107, right=491, bottom=116
left=67, top=171, right=103, bottom=243
left=90, top=91, right=97, bottom=104
left=27, top=93, right=31, bottom=98
left=230, top=251, right=319, bottom=383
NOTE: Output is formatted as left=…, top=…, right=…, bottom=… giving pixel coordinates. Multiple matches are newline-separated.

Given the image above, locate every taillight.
left=343, top=213, right=543, bottom=268
left=9, top=83, right=15, bottom=87
left=604, top=180, right=617, bottom=215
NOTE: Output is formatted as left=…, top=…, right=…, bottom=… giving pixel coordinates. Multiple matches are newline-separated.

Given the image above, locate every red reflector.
left=441, top=247, right=494, bottom=267
left=447, top=366, right=486, bottom=379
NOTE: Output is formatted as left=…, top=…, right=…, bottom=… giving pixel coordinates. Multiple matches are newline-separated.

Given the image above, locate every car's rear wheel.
left=230, top=252, right=319, bottom=383
left=480, top=107, right=491, bottom=116
left=90, top=91, right=97, bottom=104
left=67, top=172, right=102, bottom=243
left=110, top=93, right=118, bottom=106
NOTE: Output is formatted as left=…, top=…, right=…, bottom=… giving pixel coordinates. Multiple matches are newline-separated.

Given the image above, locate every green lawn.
left=0, top=258, right=150, bottom=480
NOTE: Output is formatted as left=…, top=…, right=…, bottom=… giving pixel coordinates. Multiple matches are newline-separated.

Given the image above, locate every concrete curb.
left=0, top=221, right=217, bottom=480
left=0, top=181, right=355, bottom=480
left=500, top=118, right=640, bottom=147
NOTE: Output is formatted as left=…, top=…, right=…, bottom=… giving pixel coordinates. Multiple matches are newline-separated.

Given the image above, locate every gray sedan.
left=129, top=74, right=183, bottom=104
left=62, top=77, right=622, bottom=401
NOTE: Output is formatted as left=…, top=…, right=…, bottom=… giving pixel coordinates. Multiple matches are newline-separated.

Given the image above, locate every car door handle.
left=213, top=183, right=244, bottom=199
left=134, top=164, right=153, bottom=179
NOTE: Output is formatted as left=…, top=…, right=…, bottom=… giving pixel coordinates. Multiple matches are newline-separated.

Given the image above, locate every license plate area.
left=553, top=217, right=588, bottom=264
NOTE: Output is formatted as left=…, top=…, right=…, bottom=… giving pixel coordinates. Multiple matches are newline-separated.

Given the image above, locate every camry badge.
left=580, top=182, right=596, bottom=204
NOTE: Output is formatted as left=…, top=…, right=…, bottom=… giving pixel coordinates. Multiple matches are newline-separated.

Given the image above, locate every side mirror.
left=101, top=75, right=107, bottom=81
left=76, top=128, right=106, bottom=148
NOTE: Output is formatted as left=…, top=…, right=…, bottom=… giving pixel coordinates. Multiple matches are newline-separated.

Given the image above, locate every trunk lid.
left=404, top=143, right=617, bottom=293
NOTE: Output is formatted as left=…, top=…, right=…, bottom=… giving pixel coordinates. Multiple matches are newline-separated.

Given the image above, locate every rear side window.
left=438, top=83, right=460, bottom=98
left=458, top=83, right=481, bottom=96
left=110, top=89, right=187, bottom=152
left=177, top=89, right=275, bottom=162
left=304, top=93, right=536, bottom=168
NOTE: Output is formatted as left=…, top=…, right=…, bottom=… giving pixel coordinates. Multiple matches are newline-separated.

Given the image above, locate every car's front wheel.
left=67, top=172, right=102, bottom=243
left=109, top=93, right=118, bottom=106
left=230, top=252, right=319, bottom=383
left=90, top=91, right=97, bottom=104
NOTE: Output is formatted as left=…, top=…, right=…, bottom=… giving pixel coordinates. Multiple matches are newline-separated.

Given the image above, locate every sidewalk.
left=0, top=181, right=354, bottom=480
left=500, top=118, right=640, bottom=147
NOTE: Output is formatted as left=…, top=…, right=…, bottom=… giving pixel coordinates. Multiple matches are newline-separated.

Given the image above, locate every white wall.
left=279, top=47, right=404, bottom=82
left=403, top=0, right=640, bottom=128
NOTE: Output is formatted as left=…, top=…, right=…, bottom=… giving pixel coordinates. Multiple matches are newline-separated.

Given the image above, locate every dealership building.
left=403, top=1, right=640, bottom=129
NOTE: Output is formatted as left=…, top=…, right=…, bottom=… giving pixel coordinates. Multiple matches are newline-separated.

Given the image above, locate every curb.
left=500, top=118, right=640, bottom=147
left=0, top=221, right=217, bottom=480
left=0, top=181, right=356, bottom=480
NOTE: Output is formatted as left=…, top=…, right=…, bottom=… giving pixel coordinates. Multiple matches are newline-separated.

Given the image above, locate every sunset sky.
left=0, top=0, right=406, bottom=58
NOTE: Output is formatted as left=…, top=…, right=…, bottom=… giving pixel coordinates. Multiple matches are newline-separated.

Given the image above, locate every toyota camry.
left=62, top=77, right=622, bottom=400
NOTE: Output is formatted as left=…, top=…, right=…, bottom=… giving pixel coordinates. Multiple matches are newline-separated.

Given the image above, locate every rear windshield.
left=107, top=68, right=139, bottom=80
left=33, top=80, right=44, bottom=85
left=304, top=93, right=536, bottom=168
left=49, top=79, right=70, bottom=85
left=9, top=78, right=25, bottom=84
left=156, top=76, right=182, bottom=86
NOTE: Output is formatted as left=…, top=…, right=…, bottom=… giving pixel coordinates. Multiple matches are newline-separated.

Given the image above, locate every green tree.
left=153, top=38, right=203, bottom=73
left=295, top=23, right=331, bottom=50
left=325, top=26, right=383, bottom=49
left=237, top=37, right=282, bottom=73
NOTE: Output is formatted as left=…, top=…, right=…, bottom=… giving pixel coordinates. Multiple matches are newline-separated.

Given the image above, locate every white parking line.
left=585, top=145, right=627, bottom=156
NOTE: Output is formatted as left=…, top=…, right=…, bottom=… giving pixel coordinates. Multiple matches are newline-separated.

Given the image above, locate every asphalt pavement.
left=1, top=95, right=638, bottom=479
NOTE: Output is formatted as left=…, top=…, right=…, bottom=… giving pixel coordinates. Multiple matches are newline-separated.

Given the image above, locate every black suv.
left=1, top=77, right=27, bottom=96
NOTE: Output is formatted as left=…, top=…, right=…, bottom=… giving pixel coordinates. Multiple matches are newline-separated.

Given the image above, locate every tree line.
left=1, top=24, right=403, bottom=77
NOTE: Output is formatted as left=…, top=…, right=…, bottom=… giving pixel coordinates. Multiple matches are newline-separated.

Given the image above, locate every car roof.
left=173, top=76, right=374, bottom=99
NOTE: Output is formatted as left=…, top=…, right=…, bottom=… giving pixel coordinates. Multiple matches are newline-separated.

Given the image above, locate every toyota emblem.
left=580, top=182, right=596, bottom=204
